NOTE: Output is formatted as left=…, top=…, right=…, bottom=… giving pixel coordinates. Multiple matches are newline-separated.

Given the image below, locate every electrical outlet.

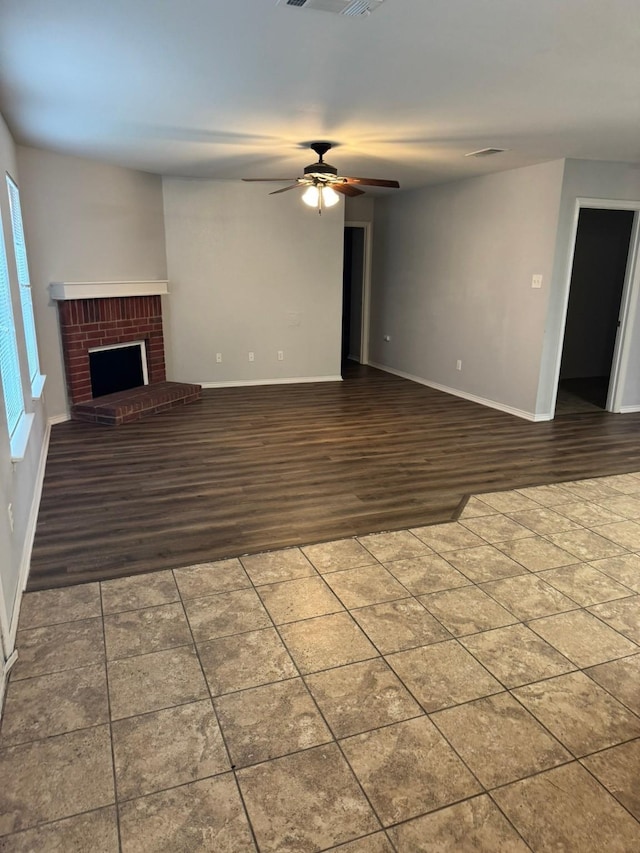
left=216, top=352, right=222, bottom=363
left=456, top=360, right=462, bottom=371
left=277, top=350, right=284, bottom=361
left=7, top=503, right=13, bottom=533
left=532, top=274, right=543, bottom=289
left=383, top=335, right=391, bottom=342
left=248, top=352, right=255, bottom=362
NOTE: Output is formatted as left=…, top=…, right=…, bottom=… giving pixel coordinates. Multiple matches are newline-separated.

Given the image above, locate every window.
left=6, top=174, right=44, bottom=397
left=0, top=205, right=27, bottom=448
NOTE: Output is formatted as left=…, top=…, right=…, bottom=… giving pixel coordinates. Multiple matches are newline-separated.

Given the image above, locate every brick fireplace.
left=51, top=281, right=201, bottom=424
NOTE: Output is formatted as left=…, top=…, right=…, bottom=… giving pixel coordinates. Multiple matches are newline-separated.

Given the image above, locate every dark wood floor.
left=29, top=365, right=640, bottom=590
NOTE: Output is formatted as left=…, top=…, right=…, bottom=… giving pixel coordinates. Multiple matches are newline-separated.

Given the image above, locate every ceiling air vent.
left=277, top=0, right=385, bottom=16
left=465, top=148, right=508, bottom=158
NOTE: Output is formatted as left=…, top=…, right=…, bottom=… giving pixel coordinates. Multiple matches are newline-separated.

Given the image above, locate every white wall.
left=536, top=160, right=640, bottom=415
left=162, top=179, right=344, bottom=384
left=16, top=146, right=167, bottom=417
left=0, top=116, right=51, bottom=697
left=369, top=160, right=565, bottom=417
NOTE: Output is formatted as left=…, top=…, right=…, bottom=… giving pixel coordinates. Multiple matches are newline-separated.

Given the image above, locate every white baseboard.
left=368, top=362, right=551, bottom=422
left=48, top=413, right=70, bottom=425
left=201, top=375, right=343, bottom=389
left=619, top=405, right=640, bottom=414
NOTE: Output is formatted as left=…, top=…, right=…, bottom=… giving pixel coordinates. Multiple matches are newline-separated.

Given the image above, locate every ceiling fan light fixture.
left=302, top=185, right=320, bottom=207
left=321, top=186, right=340, bottom=207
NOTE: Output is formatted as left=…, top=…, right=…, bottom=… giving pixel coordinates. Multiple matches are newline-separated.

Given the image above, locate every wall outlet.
left=7, top=503, right=13, bottom=533
left=456, top=359, right=462, bottom=371
left=532, top=274, right=543, bottom=289
left=277, top=350, right=284, bottom=361
left=215, top=352, right=222, bottom=363
left=383, top=335, right=391, bottom=342
left=248, top=352, right=255, bottom=362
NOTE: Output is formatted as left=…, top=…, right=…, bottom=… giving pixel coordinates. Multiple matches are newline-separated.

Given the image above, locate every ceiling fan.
left=242, top=142, right=400, bottom=212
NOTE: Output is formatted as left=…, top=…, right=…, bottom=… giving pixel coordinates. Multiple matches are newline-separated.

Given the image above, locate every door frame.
left=552, top=198, right=640, bottom=414
left=344, top=221, right=373, bottom=365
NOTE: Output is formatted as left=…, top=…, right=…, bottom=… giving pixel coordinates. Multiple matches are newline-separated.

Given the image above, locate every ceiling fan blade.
left=332, top=184, right=365, bottom=197
left=269, top=183, right=304, bottom=195
left=343, top=177, right=400, bottom=188
left=242, top=178, right=298, bottom=182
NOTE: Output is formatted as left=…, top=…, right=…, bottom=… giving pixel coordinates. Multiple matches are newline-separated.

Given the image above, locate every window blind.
left=7, top=174, right=41, bottom=385
left=0, top=207, right=25, bottom=438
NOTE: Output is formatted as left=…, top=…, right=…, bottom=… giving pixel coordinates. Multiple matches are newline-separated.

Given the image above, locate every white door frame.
left=552, top=198, right=640, bottom=414
left=344, top=221, right=373, bottom=365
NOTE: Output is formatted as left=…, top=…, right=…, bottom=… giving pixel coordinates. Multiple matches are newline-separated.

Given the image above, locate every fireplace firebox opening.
left=88, top=340, right=149, bottom=399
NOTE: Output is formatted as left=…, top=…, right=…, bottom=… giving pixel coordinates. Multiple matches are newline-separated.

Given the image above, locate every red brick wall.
left=57, top=296, right=166, bottom=404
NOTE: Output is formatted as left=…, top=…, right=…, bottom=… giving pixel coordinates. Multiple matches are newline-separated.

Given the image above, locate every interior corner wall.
left=0, top=116, right=50, bottom=662
left=369, top=160, right=565, bottom=416
left=536, top=160, right=640, bottom=415
left=162, top=179, right=344, bottom=384
left=15, top=145, right=167, bottom=418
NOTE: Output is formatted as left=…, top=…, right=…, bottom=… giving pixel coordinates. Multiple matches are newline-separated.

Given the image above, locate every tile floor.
left=2, top=474, right=640, bottom=851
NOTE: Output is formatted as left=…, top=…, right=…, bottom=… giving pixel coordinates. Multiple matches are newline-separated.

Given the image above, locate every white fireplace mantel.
left=49, top=280, right=169, bottom=300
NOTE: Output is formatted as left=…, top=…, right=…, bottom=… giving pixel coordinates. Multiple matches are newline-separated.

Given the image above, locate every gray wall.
left=162, top=178, right=345, bottom=384
left=0, top=117, right=50, bottom=662
left=16, top=146, right=167, bottom=417
left=369, top=160, right=565, bottom=416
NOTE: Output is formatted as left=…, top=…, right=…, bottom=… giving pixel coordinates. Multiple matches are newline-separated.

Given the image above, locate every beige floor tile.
left=237, top=744, right=379, bottom=851
left=596, top=474, right=640, bottom=495
left=119, top=774, right=256, bottom=853
left=474, top=490, right=542, bottom=513
left=595, top=494, right=640, bottom=518
left=383, top=554, right=470, bottom=596
left=480, top=573, right=577, bottom=620
left=302, top=538, right=377, bottom=573
left=444, top=545, right=527, bottom=583
left=279, top=611, right=377, bottom=674
left=515, top=483, right=575, bottom=506
left=0, top=725, right=114, bottom=836
left=594, top=520, right=640, bottom=550
left=340, top=716, right=481, bottom=826
left=546, top=529, right=627, bottom=561
left=323, top=564, right=409, bottom=608
left=101, top=570, right=179, bottom=614
left=387, top=795, right=530, bottom=852
left=460, top=515, right=534, bottom=543
left=582, top=739, right=640, bottom=820
left=305, top=658, right=423, bottom=738
left=540, top=563, right=634, bottom=607
left=108, top=645, right=208, bottom=720
left=585, top=654, right=640, bottom=714
left=0, top=807, right=119, bottom=853
left=240, top=547, right=315, bottom=585
left=11, top=618, right=105, bottom=681
left=420, top=586, right=517, bottom=636
left=184, top=587, right=271, bottom=641
left=258, top=576, right=343, bottom=624
left=215, top=678, right=331, bottom=767
left=461, top=624, right=575, bottom=688
left=172, top=558, right=251, bottom=598
left=496, top=536, right=577, bottom=572
left=554, top=500, right=626, bottom=527
left=409, top=522, right=486, bottom=553
left=103, top=602, right=191, bottom=660
left=458, top=496, right=499, bottom=518
left=112, top=700, right=229, bottom=800
left=506, top=506, right=581, bottom=536
left=351, top=598, right=451, bottom=654
left=590, top=553, right=640, bottom=593
left=432, top=692, right=570, bottom=788
left=329, top=833, right=395, bottom=852
left=0, top=664, right=108, bottom=746
left=513, top=671, right=640, bottom=757
left=528, top=609, right=638, bottom=667
left=556, top=479, right=621, bottom=502
left=198, top=627, right=297, bottom=695
left=18, top=583, right=101, bottom=629
left=588, top=595, right=640, bottom=643
left=386, top=640, right=502, bottom=712
left=492, top=761, right=640, bottom=852
left=358, top=530, right=433, bottom=562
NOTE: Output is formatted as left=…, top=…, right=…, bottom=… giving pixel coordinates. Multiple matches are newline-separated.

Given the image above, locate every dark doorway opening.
left=89, top=343, right=146, bottom=399
left=556, top=208, right=635, bottom=414
left=342, top=226, right=365, bottom=368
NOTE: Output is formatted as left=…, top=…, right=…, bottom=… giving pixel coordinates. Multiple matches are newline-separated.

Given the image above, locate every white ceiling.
left=0, top=0, right=639, bottom=191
